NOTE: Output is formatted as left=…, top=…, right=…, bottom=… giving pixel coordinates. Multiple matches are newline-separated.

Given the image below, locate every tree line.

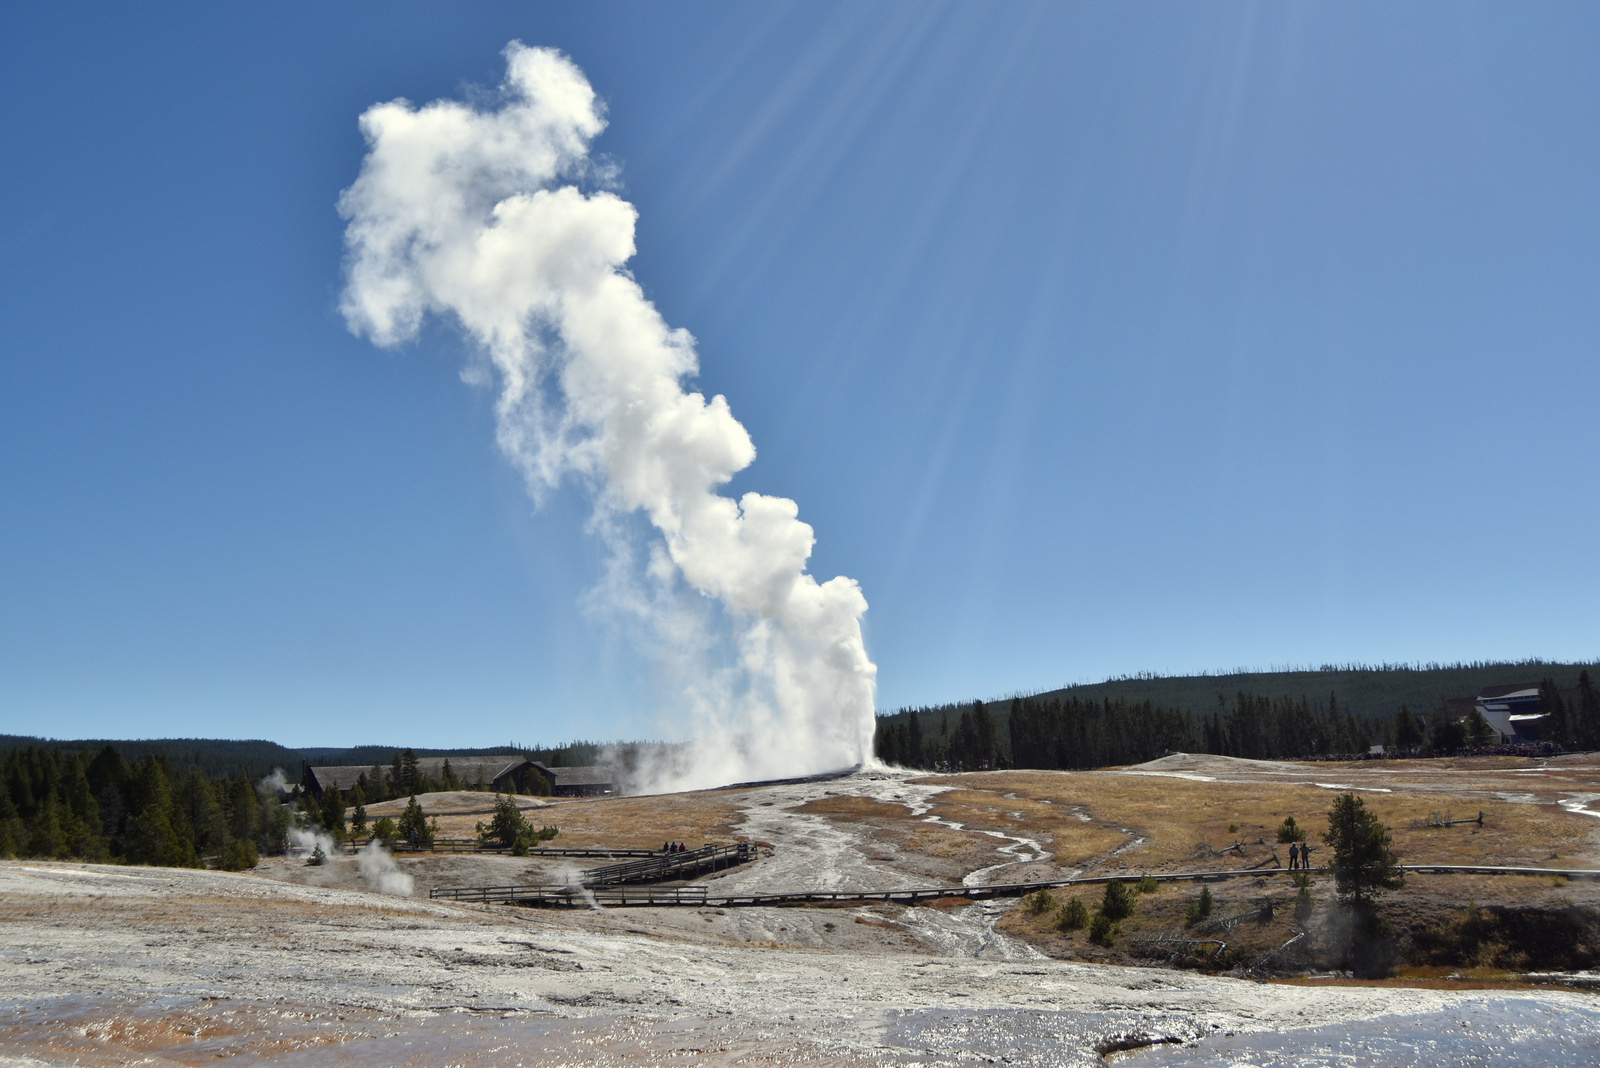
left=0, top=744, right=287, bottom=868
left=874, top=680, right=1590, bottom=772
left=1538, top=672, right=1600, bottom=751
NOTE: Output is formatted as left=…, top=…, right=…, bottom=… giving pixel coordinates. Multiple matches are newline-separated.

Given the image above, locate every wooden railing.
left=578, top=844, right=753, bottom=886
left=429, top=862, right=1600, bottom=910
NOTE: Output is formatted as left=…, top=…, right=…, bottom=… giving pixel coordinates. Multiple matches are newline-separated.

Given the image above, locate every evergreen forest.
left=0, top=745, right=288, bottom=869
left=875, top=665, right=1600, bottom=772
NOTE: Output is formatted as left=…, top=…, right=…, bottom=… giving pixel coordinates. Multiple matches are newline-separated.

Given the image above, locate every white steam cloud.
left=287, top=828, right=414, bottom=897
left=257, top=768, right=289, bottom=799
left=356, top=840, right=415, bottom=897
left=338, top=43, right=877, bottom=790
left=286, top=825, right=337, bottom=860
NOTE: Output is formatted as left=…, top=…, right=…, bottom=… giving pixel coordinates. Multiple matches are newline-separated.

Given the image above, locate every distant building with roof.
left=1474, top=685, right=1549, bottom=743
left=301, top=756, right=533, bottom=799
left=530, top=761, right=615, bottom=797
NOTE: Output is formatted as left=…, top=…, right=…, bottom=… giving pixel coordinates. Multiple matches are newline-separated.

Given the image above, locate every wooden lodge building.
left=530, top=761, right=615, bottom=797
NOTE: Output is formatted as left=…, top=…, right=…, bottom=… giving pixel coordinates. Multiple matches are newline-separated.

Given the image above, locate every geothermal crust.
left=4, top=761, right=1599, bottom=1065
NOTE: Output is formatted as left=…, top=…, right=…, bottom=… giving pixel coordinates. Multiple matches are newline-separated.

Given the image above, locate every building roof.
left=1479, top=685, right=1541, bottom=702
left=532, top=762, right=614, bottom=786
left=308, top=757, right=528, bottom=793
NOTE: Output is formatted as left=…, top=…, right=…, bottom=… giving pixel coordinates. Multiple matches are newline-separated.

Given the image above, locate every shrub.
left=1025, top=889, right=1055, bottom=914
left=1088, top=912, right=1117, bottom=946
left=1101, top=879, right=1135, bottom=921
left=1277, top=817, right=1305, bottom=843
left=1294, top=885, right=1315, bottom=924
left=1056, top=898, right=1089, bottom=931
left=511, top=825, right=559, bottom=856
left=1136, top=874, right=1159, bottom=895
left=219, top=838, right=258, bottom=871
left=307, top=843, right=327, bottom=866
left=477, top=794, right=529, bottom=849
left=1185, top=886, right=1214, bottom=926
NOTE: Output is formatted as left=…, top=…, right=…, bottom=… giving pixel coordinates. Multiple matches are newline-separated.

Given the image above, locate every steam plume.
left=356, top=840, right=415, bottom=897
left=338, top=43, right=876, bottom=789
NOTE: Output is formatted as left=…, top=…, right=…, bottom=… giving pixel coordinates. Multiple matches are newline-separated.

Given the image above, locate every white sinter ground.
left=5, top=765, right=1600, bottom=1065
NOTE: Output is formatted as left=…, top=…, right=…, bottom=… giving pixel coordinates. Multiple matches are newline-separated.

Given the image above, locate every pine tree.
left=372, top=816, right=399, bottom=849
left=441, top=759, right=462, bottom=791
left=1322, top=793, right=1403, bottom=906
left=874, top=718, right=900, bottom=764
left=27, top=801, right=66, bottom=858
left=1100, top=879, right=1135, bottom=921
left=1393, top=705, right=1424, bottom=749
left=1576, top=671, right=1600, bottom=750
left=0, top=786, right=20, bottom=858
left=1539, top=678, right=1572, bottom=748
left=1464, top=707, right=1497, bottom=749
left=175, top=768, right=225, bottom=857
left=476, top=794, right=528, bottom=849
left=321, top=783, right=347, bottom=839
left=1426, top=701, right=1465, bottom=753
left=398, top=795, right=433, bottom=849
left=123, top=758, right=194, bottom=867
left=973, top=702, right=997, bottom=770
left=226, top=774, right=260, bottom=844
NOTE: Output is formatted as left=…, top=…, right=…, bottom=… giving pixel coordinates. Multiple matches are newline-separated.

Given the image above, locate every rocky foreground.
left=4, top=759, right=1600, bottom=1064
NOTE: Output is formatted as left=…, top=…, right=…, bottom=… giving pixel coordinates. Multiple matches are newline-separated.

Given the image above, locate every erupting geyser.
left=338, top=44, right=877, bottom=790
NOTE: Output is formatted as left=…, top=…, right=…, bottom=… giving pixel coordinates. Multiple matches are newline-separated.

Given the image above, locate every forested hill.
left=0, top=737, right=609, bottom=782
left=875, top=660, right=1600, bottom=770
left=887, top=661, right=1598, bottom=733
left=0, top=736, right=304, bottom=781
left=1018, top=661, right=1600, bottom=722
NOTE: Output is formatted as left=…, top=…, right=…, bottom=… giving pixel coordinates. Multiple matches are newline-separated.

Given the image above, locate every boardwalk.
left=429, top=862, right=1600, bottom=909
left=337, top=837, right=667, bottom=857
left=578, top=844, right=754, bottom=886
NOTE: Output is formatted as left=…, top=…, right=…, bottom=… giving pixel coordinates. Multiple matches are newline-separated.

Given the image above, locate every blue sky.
left=2, top=4, right=1596, bottom=748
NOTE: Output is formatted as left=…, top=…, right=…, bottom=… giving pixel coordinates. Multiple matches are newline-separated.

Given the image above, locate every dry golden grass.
left=913, top=769, right=1596, bottom=873
left=790, top=795, right=991, bottom=868
left=920, top=788, right=1127, bottom=866
left=504, top=792, right=747, bottom=849
left=363, top=790, right=547, bottom=819
left=790, top=795, right=897, bottom=822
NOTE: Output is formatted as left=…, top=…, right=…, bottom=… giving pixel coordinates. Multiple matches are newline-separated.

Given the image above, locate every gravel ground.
left=3, top=760, right=1598, bottom=1065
